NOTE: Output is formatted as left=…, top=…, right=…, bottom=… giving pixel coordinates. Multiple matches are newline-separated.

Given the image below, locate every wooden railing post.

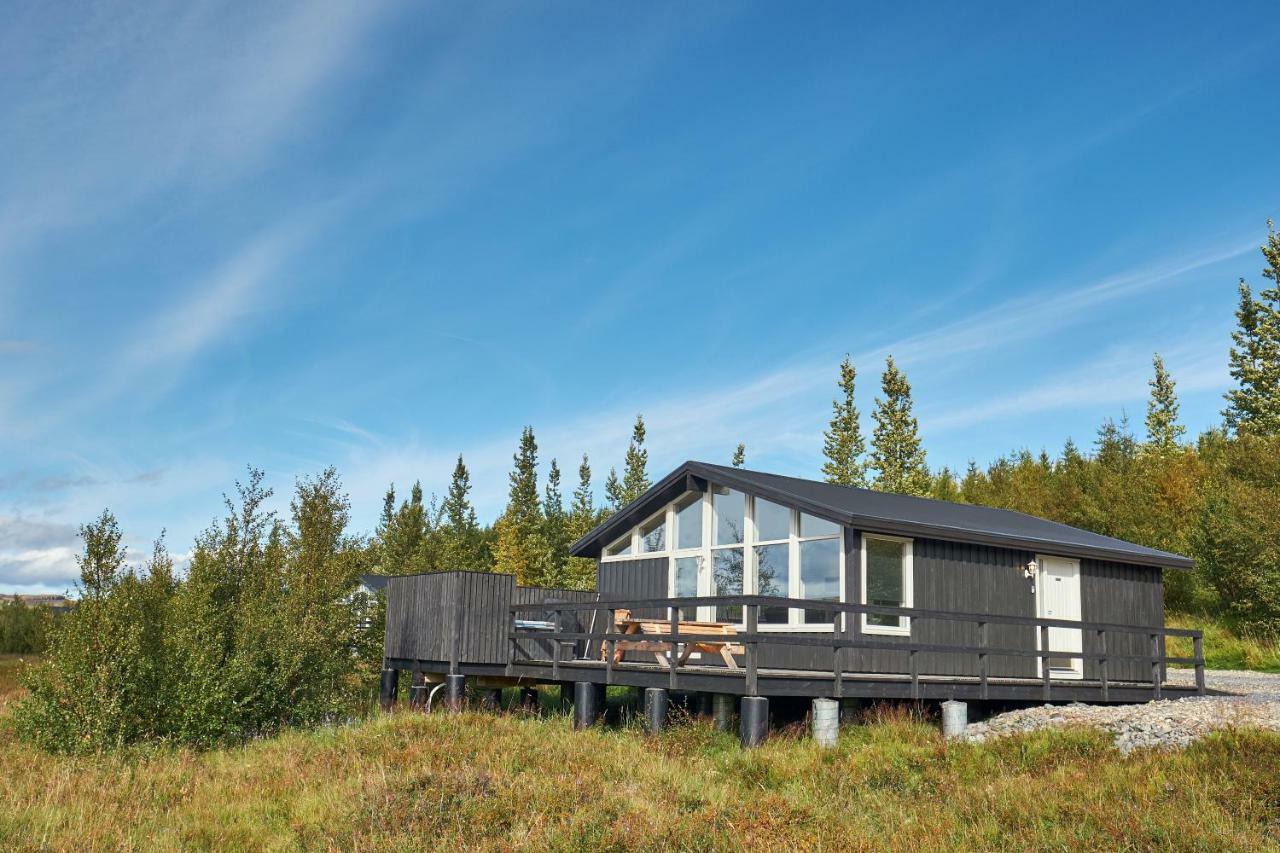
left=977, top=621, right=988, bottom=701
left=1039, top=624, right=1051, bottom=701
left=833, top=605, right=845, bottom=699
left=552, top=609, right=562, bottom=681
left=506, top=609, right=516, bottom=677
left=605, top=608, right=616, bottom=685
left=1151, top=633, right=1162, bottom=700
left=669, top=608, right=680, bottom=689
left=1097, top=629, right=1109, bottom=702
left=1193, top=633, right=1206, bottom=695
left=745, top=602, right=759, bottom=696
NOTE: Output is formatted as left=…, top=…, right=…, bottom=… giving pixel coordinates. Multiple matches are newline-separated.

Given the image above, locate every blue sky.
left=2, top=2, right=1278, bottom=593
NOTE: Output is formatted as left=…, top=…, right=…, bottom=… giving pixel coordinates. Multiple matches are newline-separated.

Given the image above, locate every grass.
left=1166, top=612, right=1280, bottom=672
left=0, top=655, right=1279, bottom=851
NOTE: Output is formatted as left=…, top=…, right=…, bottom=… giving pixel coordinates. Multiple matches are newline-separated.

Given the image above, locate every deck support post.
left=444, top=674, right=466, bottom=712
left=480, top=688, right=503, bottom=712
left=378, top=667, right=399, bottom=711
left=811, top=698, right=839, bottom=748
left=408, top=672, right=428, bottom=710
left=941, top=700, right=968, bottom=739
left=643, top=688, right=668, bottom=735
left=712, top=694, right=735, bottom=732
left=573, top=681, right=602, bottom=730
left=839, top=698, right=863, bottom=725
left=739, top=696, right=768, bottom=748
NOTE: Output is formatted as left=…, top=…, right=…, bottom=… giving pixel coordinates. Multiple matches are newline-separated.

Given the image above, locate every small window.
left=712, top=547, right=744, bottom=623
left=674, top=493, right=703, bottom=550
left=800, top=538, right=841, bottom=623
left=754, top=498, right=790, bottom=542
left=754, top=543, right=790, bottom=623
left=800, top=513, right=840, bottom=539
left=605, top=533, right=633, bottom=558
left=863, top=536, right=911, bottom=634
left=713, top=487, right=745, bottom=546
left=639, top=514, right=666, bottom=553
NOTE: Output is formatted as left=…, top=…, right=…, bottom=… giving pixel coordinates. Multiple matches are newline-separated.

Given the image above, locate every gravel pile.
left=961, top=670, right=1280, bottom=753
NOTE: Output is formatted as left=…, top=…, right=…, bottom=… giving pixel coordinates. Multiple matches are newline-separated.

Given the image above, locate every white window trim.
left=598, top=484, right=847, bottom=632
left=860, top=532, right=913, bottom=637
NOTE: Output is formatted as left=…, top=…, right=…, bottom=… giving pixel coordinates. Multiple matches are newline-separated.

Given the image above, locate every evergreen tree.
left=732, top=443, right=746, bottom=468
left=869, top=356, right=930, bottom=496
left=493, top=427, right=549, bottom=585
left=930, top=467, right=962, bottom=502
left=378, top=481, right=431, bottom=574
left=1145, top=353, right=1185, bottom=452
left=821, top=355, right=867, bottom=486
left=1223, top=222, right=1280, bottom=436
left=604, top=467, right=624, bottom=510
left=564, top=454, right=601, bottom=590
left=542, top=459, right=569, bottom=586
left=621, top=414, right=651, bottom=503
left=439, top=455, right=485, bottom=571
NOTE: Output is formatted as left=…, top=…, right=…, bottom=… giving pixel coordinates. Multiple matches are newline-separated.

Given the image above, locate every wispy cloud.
left=0, top=1, right=399, bottom=266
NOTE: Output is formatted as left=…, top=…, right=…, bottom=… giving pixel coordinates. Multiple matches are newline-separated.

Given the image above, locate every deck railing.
left=506, top=595, right=1206, bottom=701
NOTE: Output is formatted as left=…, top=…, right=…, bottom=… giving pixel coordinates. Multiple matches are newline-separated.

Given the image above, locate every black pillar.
left=379, top=667, right=399, bottom=711
left=480, top=688, right=503, bottom=712
left=408, top=672, right=428, bottom=711
left=643, top=687, right=668, bottom=735
left=740, top=696, right=769, bottom=748
left=444, top=674, right=466, bottom=712
left=573, top=681, right=602, bottom=730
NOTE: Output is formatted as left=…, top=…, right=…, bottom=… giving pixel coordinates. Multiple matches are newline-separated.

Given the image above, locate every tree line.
left=14, top=220, right=1279, bottom=752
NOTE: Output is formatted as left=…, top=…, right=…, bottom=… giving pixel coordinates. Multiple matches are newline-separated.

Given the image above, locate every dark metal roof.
left=358, top=574, right=390, bottom=593
left=568, top=461, right=1193, bottom=570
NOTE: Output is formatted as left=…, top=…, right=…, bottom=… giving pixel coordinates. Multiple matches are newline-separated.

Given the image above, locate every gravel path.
left=960, top=669, right=1280, bottom=753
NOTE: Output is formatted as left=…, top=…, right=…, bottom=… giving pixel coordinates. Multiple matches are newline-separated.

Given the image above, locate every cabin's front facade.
left=380, top=462, right=1205, bottom=731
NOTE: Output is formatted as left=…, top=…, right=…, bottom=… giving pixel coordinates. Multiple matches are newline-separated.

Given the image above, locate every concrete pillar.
left=444, top=674, right=466, bottom=713
left=573, top=681, right=601, bottom=730
left=812, top=698, right=839, bottom=748
left=379, top=667, right=399, bottom=711
left=941, top=700, right=968, bottom=739
left=740, top=696, right=769, bottom=748
left=643, top=688, right=668, bottom=735
left=408, top=672, right=428, bottom=710
left=480, top=688, right=503, bottom=712
left=712, top=694, right=736, bottom=732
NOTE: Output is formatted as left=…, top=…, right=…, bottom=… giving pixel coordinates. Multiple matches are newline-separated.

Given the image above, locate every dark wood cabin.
left=381, top=461, right=1205, bottom=710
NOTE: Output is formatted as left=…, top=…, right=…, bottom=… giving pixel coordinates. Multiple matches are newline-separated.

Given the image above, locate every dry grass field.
left=1, top=651, right=1279, bottom=852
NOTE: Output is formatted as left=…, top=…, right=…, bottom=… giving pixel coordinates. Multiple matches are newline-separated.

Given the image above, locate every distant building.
left=2, top=593, right=73, bottom=611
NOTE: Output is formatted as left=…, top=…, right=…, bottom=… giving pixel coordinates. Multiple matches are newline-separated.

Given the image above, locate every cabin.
left=379, top=461, right=1206, bottom=744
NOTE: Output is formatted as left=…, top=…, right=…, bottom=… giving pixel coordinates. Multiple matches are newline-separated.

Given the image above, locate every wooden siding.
left=590, top=530, right=1164, bottom=682
left=384, top=572, right=596, bottom=666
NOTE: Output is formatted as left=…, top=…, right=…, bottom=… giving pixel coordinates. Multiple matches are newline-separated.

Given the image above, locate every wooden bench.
left=602, top=608, right=745, bottom=669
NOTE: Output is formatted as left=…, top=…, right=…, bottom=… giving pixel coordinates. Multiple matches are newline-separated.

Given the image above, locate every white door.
left=1036, top=555, right=1083, bottom=679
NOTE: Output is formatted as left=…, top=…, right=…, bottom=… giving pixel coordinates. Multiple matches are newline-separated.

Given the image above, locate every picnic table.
left=602, top=608, right=744, bottom=669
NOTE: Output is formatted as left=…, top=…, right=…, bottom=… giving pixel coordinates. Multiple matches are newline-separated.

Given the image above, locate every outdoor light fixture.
left=1024, top=559, right=1037, bottom=593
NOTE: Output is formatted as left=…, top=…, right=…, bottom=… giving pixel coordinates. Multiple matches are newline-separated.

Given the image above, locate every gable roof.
left=569, top=461, right=1193, bottom=570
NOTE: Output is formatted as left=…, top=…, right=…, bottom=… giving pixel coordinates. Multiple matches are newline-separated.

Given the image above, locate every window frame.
left=598, top=484, right=848, bottom=632
left=859, top=532, right=914, bottom=636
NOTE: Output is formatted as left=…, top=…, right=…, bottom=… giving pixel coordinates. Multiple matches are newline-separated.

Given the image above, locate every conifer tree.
left=732, top=443, right=746, bottom=468
left=621, top=414, right=651, bottom=503
left=493, top=427, right=549, bottom=585
left=604, top=467, right=624, bottom=510
left=1145, top=353, right=1185, bottom=452
left=541, top=459, right=569, bottom=586
left=930, top=467, right=961, bottom=502
left=439, top=455, right=484, bottom=571
left=1223, top=221, right=1280, bottom=436
left=564, top=454, right=601, bottom=589
left=822, top=356, right=867, bottom=486
left=869, top=356, right=930, bottom=496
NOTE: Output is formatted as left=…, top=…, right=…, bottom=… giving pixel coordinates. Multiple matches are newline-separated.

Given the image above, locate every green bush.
left=0, top=598, right=49, bottom=654
left=14, top=468, right=381, bottom=753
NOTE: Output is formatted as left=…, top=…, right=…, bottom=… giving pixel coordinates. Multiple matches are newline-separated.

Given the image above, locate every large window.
left=599, top=484, right=850, bottom=630
left=861, top=534, right=913, bottom=635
